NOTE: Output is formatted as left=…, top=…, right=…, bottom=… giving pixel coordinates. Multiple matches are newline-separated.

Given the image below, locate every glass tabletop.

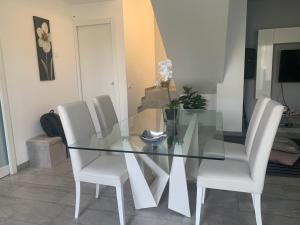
left=68, top=108, right=225, bottom=160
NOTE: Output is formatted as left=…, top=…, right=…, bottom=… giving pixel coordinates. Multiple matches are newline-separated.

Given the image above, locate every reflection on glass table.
left=69, top=109, right=224, bottom=159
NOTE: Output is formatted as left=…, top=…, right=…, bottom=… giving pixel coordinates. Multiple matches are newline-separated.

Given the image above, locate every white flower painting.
left=33, top=16, right=55, bottom=81
left=37, top=22, right=51, bottom=53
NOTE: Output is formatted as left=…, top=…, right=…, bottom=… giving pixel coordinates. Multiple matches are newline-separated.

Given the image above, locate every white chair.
left=93, top=95, right=170, bottom=210
left=195, top=100, right=284, bottom=225
left=93, top=95, right=121, bottom=192
left=93, top=95, right=118, bottom=136
left=57, top=101, right=128, bottom=225
left=225, top=97, right=271, bottom=161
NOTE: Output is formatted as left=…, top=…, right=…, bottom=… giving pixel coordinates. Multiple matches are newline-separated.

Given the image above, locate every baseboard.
left=0, top=165, right=9, bottom=178
left=17, top=161, right=30, bottom=171
left=223, top=131, right=245, bottom=137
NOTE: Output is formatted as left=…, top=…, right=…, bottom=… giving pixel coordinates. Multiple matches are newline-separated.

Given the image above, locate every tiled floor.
left=0, top=160, right=300, bottom=225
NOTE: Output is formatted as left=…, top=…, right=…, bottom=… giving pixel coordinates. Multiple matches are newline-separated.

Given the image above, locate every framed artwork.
left=33, top=16, right=55, bottom=81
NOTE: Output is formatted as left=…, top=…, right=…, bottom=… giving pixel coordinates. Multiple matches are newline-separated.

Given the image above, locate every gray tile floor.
left=0, top=160, right=300, bottom=225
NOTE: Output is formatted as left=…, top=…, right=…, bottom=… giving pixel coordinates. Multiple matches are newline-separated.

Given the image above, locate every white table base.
left=122, top=113, right=199, bottom=217
left=122, top=140, right=169, bottom=209
left=168, top=114, right=198, bottom=217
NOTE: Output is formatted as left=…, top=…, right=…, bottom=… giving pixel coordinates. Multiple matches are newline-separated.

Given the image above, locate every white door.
left=77, top=22, right=118, bottom=132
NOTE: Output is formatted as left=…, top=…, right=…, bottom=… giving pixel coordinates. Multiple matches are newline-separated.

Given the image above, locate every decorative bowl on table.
left=139, top=130, right=167, bottom=147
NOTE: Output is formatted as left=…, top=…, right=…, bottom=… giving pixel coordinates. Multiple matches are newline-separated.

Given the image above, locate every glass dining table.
left=68, top=108, right=225, bottom=217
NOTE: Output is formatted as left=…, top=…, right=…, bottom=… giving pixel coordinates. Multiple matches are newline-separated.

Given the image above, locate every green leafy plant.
left=166, top=99, right=180, bottom=110
left=179, top=86, right=206, bottom=109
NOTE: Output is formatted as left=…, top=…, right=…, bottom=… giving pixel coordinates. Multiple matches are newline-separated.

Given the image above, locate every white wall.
left=151, top=0, right=230, bottom=94
left=154, top=20, right=167, bottom=80
left=72, top=0, right=166, bottom=117
left=0, top=0, right=248, bottom=167
left=217, top=0, right=247, bottom=132
left=123, top=0, right=156, bottom=116
left=152, top=0, right=246, bottom=131
left=71, top=0, right=128, bottom=121
left=246, top=0, right=300, bottom=48
left=0, top=0, right=80, bottom=165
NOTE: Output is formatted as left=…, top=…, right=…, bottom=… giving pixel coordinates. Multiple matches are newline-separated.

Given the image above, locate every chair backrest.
left=93, top=95, right=118, bottom=136
left=245, top=97, right=271, bottom=158
left=248, top=100, right=284, bottom=193
left=57, top=101, right=99, bottom=179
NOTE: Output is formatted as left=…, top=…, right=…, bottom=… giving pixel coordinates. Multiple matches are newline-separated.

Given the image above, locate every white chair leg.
left=75, top=181, right=81, bottom=219
left=201, top=187, right=206, bottom=204
left=252, top=193, right=262, bottom=225
left=116, top=184, right=125, bottom=225
left=195, top=184, right=203, bottom=225
left=96, top=184, right=100, bottom=199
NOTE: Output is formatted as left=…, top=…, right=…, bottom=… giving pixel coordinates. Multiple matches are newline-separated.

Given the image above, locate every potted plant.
left=157, top=59, right=180, bottom=120
left=179, top=86, right=206, bottom=110
left=165, top=99, right=180, bottom=120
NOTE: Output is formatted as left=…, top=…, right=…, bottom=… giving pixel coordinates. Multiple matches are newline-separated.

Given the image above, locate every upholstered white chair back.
left=93, top=95, right=118, bottom=135
left=245, top=97, right=271, bottom=157
left=57, top=101, right=100, bottom=179
left=248, top=100, right=283, bottom=193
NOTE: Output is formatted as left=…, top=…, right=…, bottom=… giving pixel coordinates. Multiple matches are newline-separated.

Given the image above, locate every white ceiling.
left=64, top=0, right=110, bottom=5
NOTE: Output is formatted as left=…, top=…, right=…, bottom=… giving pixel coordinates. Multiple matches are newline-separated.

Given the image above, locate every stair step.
left=138, top=87, right=178, bottom=112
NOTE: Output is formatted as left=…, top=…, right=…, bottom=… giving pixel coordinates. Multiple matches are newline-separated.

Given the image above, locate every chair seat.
left=79, top=155, right=128, bottom=186
left=204, top=139, right=247, bottom=161
left=225, top=142, right=247, bottom=161
left=197, top=159, right=258, bottom=193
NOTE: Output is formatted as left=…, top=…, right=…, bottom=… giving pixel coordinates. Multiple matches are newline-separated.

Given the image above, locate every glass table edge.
left=67, top=145, right=225, bottom=160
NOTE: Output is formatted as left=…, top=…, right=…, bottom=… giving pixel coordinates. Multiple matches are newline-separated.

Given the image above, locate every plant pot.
left=183, top=108, right=204, bottom=114
left=165, top=108, right=178, bottom=121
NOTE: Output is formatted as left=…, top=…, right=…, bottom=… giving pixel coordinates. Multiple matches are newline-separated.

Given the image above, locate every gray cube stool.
left=27, top=135, right=66, bottom=168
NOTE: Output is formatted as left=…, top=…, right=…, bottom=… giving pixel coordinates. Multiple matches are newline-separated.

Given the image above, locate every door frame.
left=0, top=166, right=9, bottom=178
left=73, top=17, right=127, bottom=121
left=0, top=40, right=18, bottom=175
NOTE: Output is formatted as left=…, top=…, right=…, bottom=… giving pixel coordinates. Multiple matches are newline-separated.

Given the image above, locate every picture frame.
left=33, top=16, right=55, bottom=81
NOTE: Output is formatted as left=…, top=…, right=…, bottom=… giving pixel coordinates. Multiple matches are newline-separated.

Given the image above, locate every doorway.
left=76, top=20, right=119, bottom=132
left=0, top=103, right=8, bottom=178
left=0, top=41, right=16, bottom=178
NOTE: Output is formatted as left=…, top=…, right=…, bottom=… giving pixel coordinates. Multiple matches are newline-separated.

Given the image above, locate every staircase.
left=137, top=86, right=178, bottom=112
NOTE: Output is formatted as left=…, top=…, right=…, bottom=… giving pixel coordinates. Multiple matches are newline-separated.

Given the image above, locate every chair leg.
left=116, top=184, right=125, bottom=225
left=75, top=181, right=81, bottom=219
left=252, top=193, right=262, bottom=225
left=195, top=184, right=203, bottom=225
left=96, top=184, right=100, bottom=199
left=201, top=187, right=206, bottom=204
